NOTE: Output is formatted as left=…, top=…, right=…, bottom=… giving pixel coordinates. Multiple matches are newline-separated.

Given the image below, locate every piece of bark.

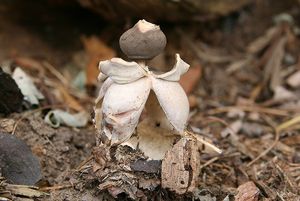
left=161, top=138, right=200, bottom=194
left=235, top=181, right=260, bottom=201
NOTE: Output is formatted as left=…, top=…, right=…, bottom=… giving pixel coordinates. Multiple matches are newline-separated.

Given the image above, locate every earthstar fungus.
left=95, top=20, right=190, bottom=148
left=94, top=20, right=221, bottom=195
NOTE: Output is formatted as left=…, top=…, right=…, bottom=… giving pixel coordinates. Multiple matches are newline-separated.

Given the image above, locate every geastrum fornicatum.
left=93, top=20, right=223, bottom=195
left=95, top=20, right=220, bottom=161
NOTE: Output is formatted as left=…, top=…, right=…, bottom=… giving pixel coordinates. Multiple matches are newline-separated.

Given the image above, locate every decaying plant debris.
left=0, top=1, right=300, bottom=200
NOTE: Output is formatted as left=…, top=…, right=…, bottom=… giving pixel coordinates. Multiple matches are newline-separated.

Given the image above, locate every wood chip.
left=161, top=138, right=200, bottom=194
left=5, top=184, right=47, bottom=198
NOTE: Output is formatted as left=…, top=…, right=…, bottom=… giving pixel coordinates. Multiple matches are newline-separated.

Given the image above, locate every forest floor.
left=0, top=1, right=300, bottom=200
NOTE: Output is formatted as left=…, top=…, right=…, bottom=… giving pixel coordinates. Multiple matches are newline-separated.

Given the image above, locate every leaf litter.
left=0, top=1, right=300, bottom=201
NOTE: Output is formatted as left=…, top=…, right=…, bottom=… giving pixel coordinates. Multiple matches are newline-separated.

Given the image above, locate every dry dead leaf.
left=81, top=36, right=116, bottom=87
left=57, top=85, right=84, bottom=112
left=179, top=63, right=201, bottom=94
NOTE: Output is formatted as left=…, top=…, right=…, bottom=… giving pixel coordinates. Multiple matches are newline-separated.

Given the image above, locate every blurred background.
left=0, top=0, right=299, bottom=98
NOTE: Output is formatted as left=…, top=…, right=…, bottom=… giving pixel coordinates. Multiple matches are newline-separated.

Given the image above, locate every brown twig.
left=74, top=155, right=93, bottom=172
left=207, top=105, right=290, bottom=116
left=199, top=156, right=219, bottom=169
left=40, top=184, right=73, bottom=191
left=42, top=61, right=69, bottom=87
left=247, top=128, right=280, bottom=167
left=184, top=130, right=222, bottom=154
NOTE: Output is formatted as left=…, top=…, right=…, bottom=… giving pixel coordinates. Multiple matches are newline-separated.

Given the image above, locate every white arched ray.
left=94, top=77, right=114, bottom=130
left=154, top=54, right=190, bottom=81
left=151, top=77, right=189, bottom=132
left=99, top=58, right=146, bottom=84
left=102, top=78, right=151, bottom=145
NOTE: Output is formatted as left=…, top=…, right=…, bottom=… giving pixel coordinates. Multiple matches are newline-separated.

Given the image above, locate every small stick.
left=40, top=184, right=73, bottom=191
left=199, top=156, right=219, bottom=169
left=74, top=155, right=93, bottom=172
left=184, top=130, right=222, bottom=154
left=207, top=105, right=290, bottom=116
left=247, top=128, right=279, bottom=167
left=42, top=61, right=69, bottom=86
left=248, top=115, right=300, bottom=166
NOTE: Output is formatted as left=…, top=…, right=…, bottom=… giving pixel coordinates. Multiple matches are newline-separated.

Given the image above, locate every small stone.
left=0, top=132, right=41, bottom=185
